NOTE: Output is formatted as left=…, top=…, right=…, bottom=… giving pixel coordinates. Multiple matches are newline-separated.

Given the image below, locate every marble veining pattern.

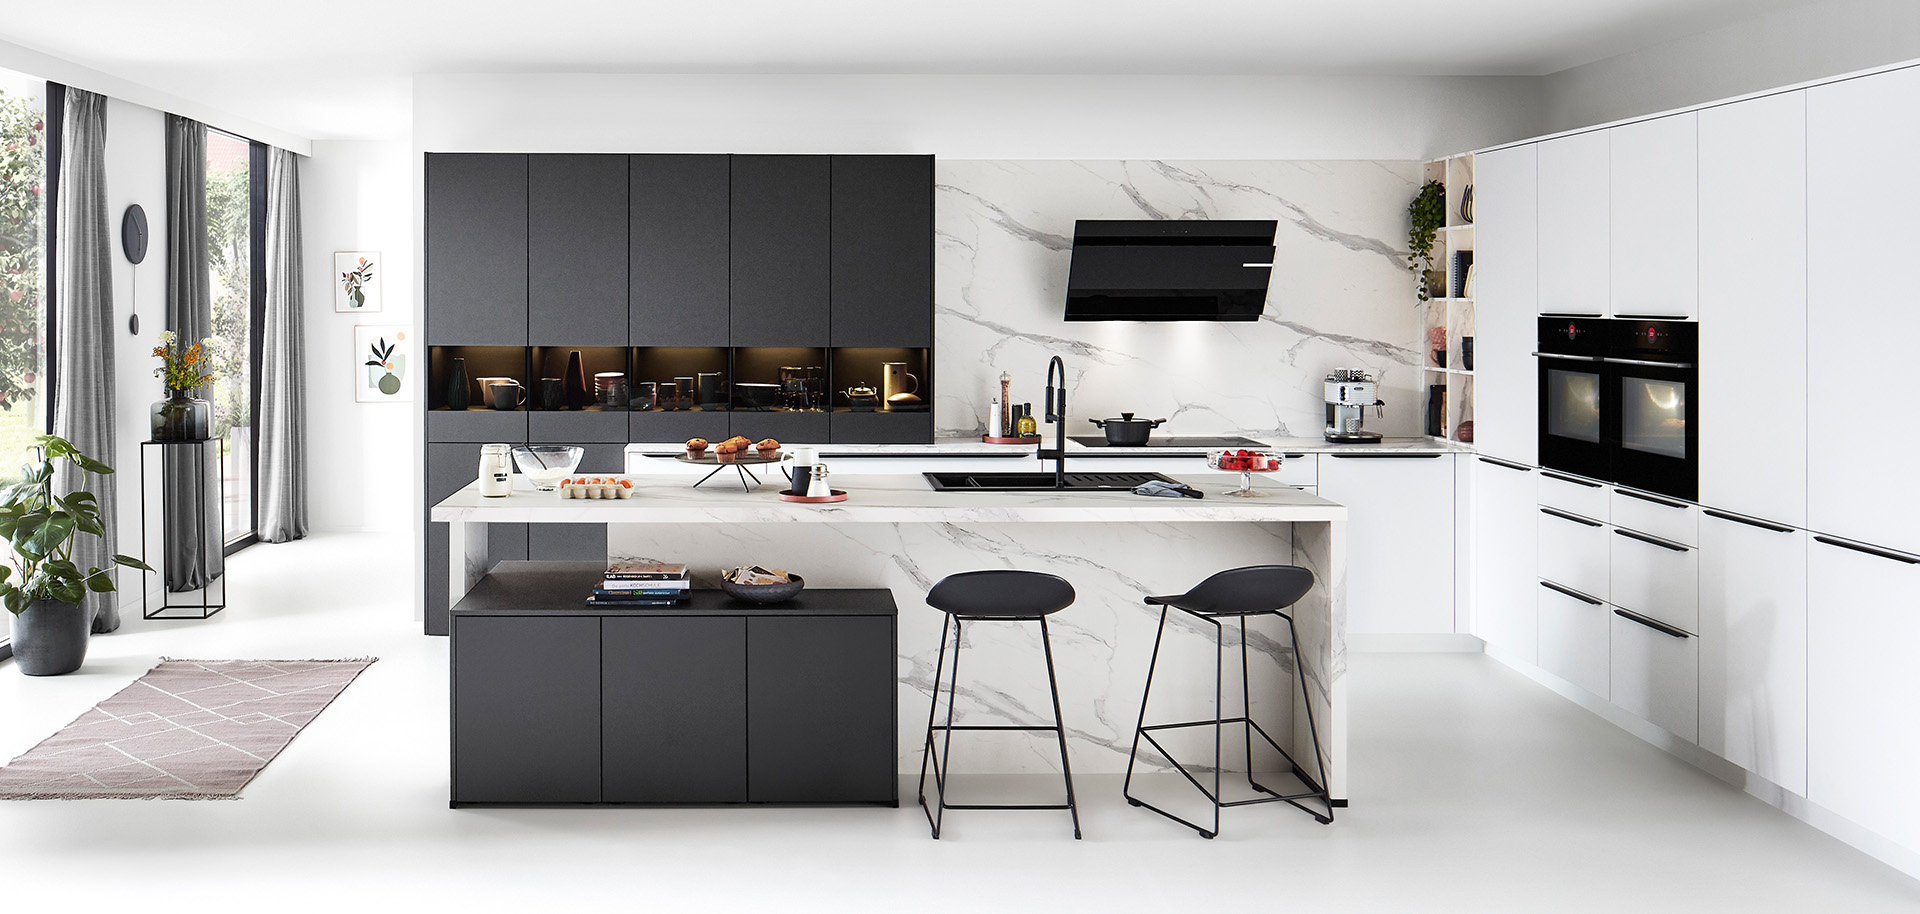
left=935, top=160, right=1425, bottom=442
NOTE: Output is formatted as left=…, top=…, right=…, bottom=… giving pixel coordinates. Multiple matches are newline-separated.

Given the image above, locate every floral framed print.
left=335, top=251, right=381, bottom=312
left=355, top=325, right=411, bottom=402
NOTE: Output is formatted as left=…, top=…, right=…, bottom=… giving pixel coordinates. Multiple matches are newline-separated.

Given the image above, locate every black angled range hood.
left=1063, top=220, right=1278, bottom=321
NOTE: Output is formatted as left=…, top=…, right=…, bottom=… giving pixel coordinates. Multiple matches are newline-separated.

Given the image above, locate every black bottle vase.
left=563, top=351, right=589, bottom=410
left=445, top=357, right=470, bottom=411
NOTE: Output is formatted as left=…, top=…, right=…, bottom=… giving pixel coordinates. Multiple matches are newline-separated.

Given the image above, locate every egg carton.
left=558, top=477, right=636, bottom=499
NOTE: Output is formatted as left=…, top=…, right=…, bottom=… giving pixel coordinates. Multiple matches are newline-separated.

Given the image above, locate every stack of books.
left=586, top=562, right=691, bottom=606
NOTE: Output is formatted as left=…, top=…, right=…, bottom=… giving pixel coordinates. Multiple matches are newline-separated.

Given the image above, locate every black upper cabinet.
left=832, top=155, right=933, bottom=348
left=426, top=154, right=528, bottom=346
left=632, top=155, right=731, bottom=347
left=530, top=155, right=628, bottom=346
left=731, top=155, right=830, bottom=347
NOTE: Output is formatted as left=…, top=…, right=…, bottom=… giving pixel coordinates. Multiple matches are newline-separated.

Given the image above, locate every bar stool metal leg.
left=1038, top=617, right=1082, bottom=839
left=1122, top=605, right=1170, bottom=805
left=918, top=613, right=953, bottom=837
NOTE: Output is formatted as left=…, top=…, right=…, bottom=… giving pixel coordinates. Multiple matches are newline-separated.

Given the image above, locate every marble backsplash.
left=934, top=160, right=1425, bottom=439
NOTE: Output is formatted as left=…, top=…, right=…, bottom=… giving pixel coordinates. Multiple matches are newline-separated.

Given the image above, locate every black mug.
left=1461, top=337, right=1475, bottom=372
left=537, top=378, right=564, bottom=411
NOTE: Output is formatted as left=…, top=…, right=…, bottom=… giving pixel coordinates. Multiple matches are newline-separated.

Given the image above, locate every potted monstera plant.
left=1, top=435, right=151, bottom=675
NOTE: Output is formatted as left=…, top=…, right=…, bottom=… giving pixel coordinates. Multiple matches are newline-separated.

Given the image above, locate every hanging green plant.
left=1407, top=180, right=1447, bottom=301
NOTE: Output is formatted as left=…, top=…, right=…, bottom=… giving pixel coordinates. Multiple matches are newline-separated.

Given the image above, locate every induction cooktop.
left=1068, top=435, right=1267, bottom=448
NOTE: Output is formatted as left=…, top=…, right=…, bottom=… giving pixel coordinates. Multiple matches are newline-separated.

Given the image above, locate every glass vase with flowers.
left=149, top=330, right=218, bottom=441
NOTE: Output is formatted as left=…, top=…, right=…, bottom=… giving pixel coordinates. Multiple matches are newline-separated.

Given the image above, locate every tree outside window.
left=0, top=77, right=46, bottom=486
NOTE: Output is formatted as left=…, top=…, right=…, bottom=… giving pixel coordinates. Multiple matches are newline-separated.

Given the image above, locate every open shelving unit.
left=1421, top=153, right=1476, bottom=444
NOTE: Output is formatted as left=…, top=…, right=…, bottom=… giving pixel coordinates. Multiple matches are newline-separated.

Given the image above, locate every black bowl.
left=720, top=573, right=805, bottom=604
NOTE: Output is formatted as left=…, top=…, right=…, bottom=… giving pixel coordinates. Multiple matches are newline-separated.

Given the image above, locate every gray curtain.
left=257, top=147, right=306, bottom=542
left=163, top=114, right=222, bottom=591
left=51, top=89, right=121, bottom=633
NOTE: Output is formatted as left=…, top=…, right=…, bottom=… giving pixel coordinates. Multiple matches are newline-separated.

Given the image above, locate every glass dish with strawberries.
left=1206, top=448, right=1283, bottom=497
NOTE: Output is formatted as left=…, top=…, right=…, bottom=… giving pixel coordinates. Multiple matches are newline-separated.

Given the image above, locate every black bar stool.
left=918, top=570, right=1082, bottom=839
left=1123, top=564, right=1334, bottom=837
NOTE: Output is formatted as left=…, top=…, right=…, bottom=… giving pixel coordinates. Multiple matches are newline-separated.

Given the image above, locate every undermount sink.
left=922, top=471, right=1182, bottom=492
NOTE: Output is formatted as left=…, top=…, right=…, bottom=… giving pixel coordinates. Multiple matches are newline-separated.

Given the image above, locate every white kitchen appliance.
left=1324, top=368, right=1386, bottom=442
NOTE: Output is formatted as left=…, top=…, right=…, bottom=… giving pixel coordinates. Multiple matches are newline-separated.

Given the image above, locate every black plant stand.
left=138, top=439, right=226, bottom=620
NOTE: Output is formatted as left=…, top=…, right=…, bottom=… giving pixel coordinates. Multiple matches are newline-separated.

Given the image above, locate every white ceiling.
left=0, top=0, right=1813, bottom=140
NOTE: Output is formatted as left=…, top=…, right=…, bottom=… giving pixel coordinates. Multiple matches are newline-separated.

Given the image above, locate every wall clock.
left=122, top=204, right=148, bottom=334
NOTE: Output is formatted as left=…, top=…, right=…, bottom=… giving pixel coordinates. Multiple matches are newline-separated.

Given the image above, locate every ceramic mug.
left=537, top=378, right=564, bottom=411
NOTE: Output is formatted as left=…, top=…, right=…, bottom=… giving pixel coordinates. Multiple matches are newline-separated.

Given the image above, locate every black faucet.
left=1039, top=355, right=1067, bottom=489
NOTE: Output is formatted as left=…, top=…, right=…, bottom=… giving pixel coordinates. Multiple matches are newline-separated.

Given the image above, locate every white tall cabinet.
left=1536, top=131, right=1610, bottom=317
left=1698, top=91, right=1807, bottom=528
left=1807, top=67, right=1920, bottom=557
left=1808, top=535, right=1920, bottom=850
left=1470, top=145, right=1538, bottom=465
left=1608, top=113, right=1697, bottom=319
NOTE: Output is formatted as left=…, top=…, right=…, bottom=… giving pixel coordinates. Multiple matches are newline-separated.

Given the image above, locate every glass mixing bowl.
left=510, top=445, right=585, bottom=491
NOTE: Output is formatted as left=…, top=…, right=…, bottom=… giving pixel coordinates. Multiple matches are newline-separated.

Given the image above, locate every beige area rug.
left=0, top=658, right=375, bottom=800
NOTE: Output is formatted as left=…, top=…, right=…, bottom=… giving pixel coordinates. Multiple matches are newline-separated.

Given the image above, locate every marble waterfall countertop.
left=431, top=472, right=1347, bottom=525
left=620, top=435, right=1470, bottom=459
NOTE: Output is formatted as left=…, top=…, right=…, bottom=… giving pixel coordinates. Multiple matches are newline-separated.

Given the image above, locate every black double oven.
left=1535, top=316, right=1698, bottom=501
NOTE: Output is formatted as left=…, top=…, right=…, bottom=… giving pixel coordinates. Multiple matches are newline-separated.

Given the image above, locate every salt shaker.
left=478, top=444, right=513, bottom=497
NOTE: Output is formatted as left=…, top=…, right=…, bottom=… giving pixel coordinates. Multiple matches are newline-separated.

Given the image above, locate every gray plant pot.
left=10, top=599, right=90, bottom=676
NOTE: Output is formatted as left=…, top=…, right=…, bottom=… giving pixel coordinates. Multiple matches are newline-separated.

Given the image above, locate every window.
left=0, top=70, right=47, bottom=486
left=204, top=128, right=256, bottom=548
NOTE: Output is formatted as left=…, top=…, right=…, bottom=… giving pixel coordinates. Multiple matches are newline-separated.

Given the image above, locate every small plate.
left=778, top=489, right=847, bottom=503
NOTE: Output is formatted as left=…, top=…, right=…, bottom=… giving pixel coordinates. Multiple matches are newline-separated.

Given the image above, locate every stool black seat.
left=918, top=570, right=1082, bottom=839
left=1124, top=564, right=1334, bottom=837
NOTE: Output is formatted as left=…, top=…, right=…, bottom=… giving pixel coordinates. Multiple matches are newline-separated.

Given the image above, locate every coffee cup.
left=782, top=446, right=819, bottom=496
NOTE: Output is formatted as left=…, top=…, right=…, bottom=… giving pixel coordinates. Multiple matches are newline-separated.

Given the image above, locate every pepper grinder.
left=999, top=371, right=1013, bottom=439
left=805, top=463, right=832, bottom=498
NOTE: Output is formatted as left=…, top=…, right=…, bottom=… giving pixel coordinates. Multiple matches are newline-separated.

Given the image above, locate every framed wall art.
left=355, top=325, right=411, bottom=402
left=335, top=251, right=382, bottom=312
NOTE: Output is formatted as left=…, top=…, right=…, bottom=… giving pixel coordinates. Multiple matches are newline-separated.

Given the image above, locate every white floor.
left=2, top=531, right=1918, bottom=912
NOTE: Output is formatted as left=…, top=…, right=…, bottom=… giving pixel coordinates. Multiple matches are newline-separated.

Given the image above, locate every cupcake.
left=715, top=442, right=739, bottom=464
left=755, top=438, right=780, bottom=459
left=685, top=437, right=709, bottom=458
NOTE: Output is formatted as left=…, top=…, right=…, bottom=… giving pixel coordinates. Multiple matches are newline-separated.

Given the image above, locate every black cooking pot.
left=1088, top=413, right=1167, bottom=446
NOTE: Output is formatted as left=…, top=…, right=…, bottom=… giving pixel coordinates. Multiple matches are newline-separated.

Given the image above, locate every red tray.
left=982, top=435, right=1042, bottom=444
left=778, top=489, right=848, bottom=503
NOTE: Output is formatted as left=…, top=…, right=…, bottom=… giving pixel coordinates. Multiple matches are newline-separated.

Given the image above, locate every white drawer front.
left=1540, top=471, right=1609, bottom=521
left=1609, top=527, right=1699, bottom=632
left=1539, top=507, right=1610, bottom=600
left=1610, top=488, right=1698, bottom=546
left=1538, top=581, right=1612, bottom=699
left=1611, top=610, right=1699, bottom=743
left=1274, top=452, right=1317, bottom=489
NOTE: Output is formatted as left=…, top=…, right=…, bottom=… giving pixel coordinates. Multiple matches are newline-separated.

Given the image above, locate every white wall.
left=300, top=140, right=415, bottom=533
left=414, top=73, right=1543, bottom=160
left=1541, top=0, right=1920, bottom=133
left=100, top=98, right=166, bottom=613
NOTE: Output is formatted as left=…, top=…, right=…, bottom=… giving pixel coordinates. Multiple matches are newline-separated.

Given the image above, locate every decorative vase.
left=446, top=357, right=470, bottom=411
left=150, top=389, right=211, bottom=441
left=563, top=351, right=588, bottom=410
left=11, top=599, right=89, bottom=676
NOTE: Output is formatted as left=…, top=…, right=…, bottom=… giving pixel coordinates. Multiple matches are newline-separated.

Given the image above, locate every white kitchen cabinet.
left=1538, top=505, right=1609, bottom=602
left=1608, top=113, right=1697, bottom=318
left=1610, top=488, right=1697, bottom=547
left=1608, top=526, right=1698, bottom=633
left=1538, top=580, right=1610, bottom=699
left=1698, top=510, right=1806, bottom=796
left=1537, top=130, right=1610, bottom=317
left=1539, top=470, right=1608, bottom=522
left=1808, top=68, right=1920, bottom=556
left=1318, top=454, right=1454, bottom=634
left=1610, top=608, right=1699, bottom=743
left=1472, top=145, right=1539, bottom=465
left=1807, top=533, right=1920, bottom=848
left=1473, top=457, right=1537, bottom=663
left=1699, top=91, right=1808, bottom=528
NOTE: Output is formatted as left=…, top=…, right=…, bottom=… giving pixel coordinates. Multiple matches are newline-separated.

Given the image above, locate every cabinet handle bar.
left=1613, top=608, right=1691, bottom=639
left=1813, top=536, right=1920, bottom=565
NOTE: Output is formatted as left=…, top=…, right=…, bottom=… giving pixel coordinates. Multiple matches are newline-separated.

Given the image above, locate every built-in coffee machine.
left=1324, top=368, right=1386, bottom=442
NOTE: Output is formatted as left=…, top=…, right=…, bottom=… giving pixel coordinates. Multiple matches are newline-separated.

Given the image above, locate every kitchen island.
left=431, top=471, right=1350, bottom=801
